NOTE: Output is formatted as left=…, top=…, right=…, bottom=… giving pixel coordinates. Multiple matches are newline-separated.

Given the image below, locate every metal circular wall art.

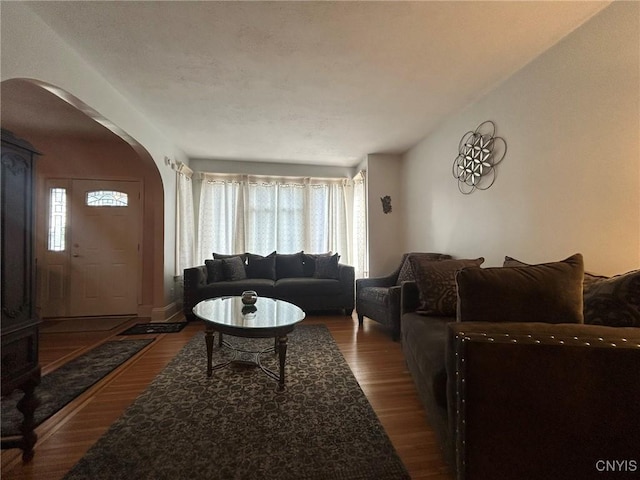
left=452, top=120, right=507, bottom=194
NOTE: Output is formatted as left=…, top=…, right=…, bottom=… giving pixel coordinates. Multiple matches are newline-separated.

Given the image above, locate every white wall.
left=366, top=154, right=405, bottom=276
left=403, top=2, right=639, bottom=276
left=1, top=3, right=187, bottom=311
left=190, top=158, right=356, bottom=179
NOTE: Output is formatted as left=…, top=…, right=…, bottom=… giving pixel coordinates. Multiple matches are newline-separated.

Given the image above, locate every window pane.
left=48, top=187, right=67, bottom=251
left=86, top=190, right=128, bottom=207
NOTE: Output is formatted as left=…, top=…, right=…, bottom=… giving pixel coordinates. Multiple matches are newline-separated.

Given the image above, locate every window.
left=86, top=190, right=128, bottom=207
left=48, top=187, right=67, bottom=251
left=198, top=174, right=351, bottom=262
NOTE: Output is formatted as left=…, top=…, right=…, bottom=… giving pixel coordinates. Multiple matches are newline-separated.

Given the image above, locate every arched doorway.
left=1, top=78, right=165, bottom=319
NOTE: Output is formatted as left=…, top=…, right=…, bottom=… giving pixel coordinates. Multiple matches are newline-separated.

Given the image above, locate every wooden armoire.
left=1, top=129, right=41, bottom=461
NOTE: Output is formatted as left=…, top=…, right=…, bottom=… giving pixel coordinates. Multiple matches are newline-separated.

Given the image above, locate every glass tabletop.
left=192, top=296, right=305, bottom=330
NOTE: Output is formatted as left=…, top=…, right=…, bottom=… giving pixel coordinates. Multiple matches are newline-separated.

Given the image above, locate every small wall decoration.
left=452, top=120, right=507, bottom=194
left=380, top=195, right=392, bottom=214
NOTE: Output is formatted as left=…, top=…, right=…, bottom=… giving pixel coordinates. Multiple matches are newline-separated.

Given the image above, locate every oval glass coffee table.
left=192, top=296, right=306, bottom=391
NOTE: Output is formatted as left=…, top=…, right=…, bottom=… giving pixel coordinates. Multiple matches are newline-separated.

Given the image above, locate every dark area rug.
left=118, top=322, right=187, bottom=335
left=63, top=325, right=410, bottom=480
left=1, top=339, right=154, bottom=437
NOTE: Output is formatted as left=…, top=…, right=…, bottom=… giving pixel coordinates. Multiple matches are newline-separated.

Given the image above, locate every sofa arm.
left=338, top=263, right=355, bottom=291
left=183, top=265, right=208, bottom=320
left=356, top=273, right=397, bottom=290
left=387, top=285, right=402, bottom=340
left=400, top=280, right=421, bottom=315
left=446, top=322, right=640, bottom=480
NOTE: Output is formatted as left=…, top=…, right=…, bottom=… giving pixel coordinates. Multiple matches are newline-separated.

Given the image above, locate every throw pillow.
left=458, top=253, right=585, bottom=324
left=276, top=252, right=305, bottom=279
left=396, top=252, right=453, bottom=285
left=410, top=256, right=485, bottom=316
left=583, top=269, right=640, bottom=327
left=302, top=252, right=333, bottom=277
left=222, top=256, right=247, bottom=281
left=502, top=256, right=529, bottom=268
left=246, top=252, right=276, bottom=280
left=505, top=256, right=639, bottom=327
left=313, top=253, right=340, bottom=279
left=204, top=259, right=224, bottom=283
left=213, top=252, right=247, bottom=264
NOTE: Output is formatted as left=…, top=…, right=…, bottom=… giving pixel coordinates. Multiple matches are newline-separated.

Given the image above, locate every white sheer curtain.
left=197, top=174, right=245, bottom=260
left=352, top=170, right=368, bottom=278
left=176, top=163, right=196, bottom=275
left=197, top=174, right=352, bottom=263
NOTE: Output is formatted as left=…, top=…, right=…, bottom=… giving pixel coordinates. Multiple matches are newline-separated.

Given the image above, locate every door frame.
left=37, top=175, right=144, bottom=318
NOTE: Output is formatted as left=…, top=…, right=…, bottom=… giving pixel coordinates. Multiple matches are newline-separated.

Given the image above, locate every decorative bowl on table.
left=241, top=290, right=258, bottom=305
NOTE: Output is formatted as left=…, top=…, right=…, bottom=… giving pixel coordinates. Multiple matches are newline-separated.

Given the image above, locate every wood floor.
left=1, top=313, right=453, bottom=480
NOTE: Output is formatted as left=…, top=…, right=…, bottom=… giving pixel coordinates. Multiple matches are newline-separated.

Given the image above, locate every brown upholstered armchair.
left=356, top=252, right=451, bottom=340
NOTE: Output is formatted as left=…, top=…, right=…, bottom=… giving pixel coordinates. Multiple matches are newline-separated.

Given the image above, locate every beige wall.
left=366, top=154, right=405, bottom=276
left=403, top=2, right=639, bottom=276
left=189, top=158, right=356, bottom=179
left=30, top=134, right=162, bottom=316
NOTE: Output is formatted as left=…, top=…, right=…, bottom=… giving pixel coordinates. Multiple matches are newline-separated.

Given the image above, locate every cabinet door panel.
left=1, top=148, right=35, bottom=330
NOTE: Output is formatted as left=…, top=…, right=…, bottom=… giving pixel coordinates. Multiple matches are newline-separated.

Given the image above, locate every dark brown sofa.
left=400, top=256, right=640, bottom=479
left=183, top=252, right=355, bottom=320
left=447, top=321, right=640, bottom=480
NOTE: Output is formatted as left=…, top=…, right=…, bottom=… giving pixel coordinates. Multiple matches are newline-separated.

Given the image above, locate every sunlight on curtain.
left=198, top=175, right=244, bottom=260
left=176, top=163, right=196, bottom=275
left=328, top=182, right=350, bottom=262
left=245, top=179, right=306, bottom=254
left=197, top=174, right=352, bottom=264
left=352, top=170, right=368, bottom=278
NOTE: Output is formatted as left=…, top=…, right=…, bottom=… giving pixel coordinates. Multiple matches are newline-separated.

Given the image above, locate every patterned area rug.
left=118, top=322, right=187, bottom=335
left=63, top=325, right=410, bottom=480
left=1, top=339, right=154, bottom=437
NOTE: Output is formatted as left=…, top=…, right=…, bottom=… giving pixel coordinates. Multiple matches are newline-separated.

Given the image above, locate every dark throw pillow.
left=213, top=252, right=247, bottom=264
left=246, top=252, right=276, bottom=280
left=583, top=269, right=640, bottom=327
left=458, top=253, right=585, bottom=324
left=410, top=256, right=485, bottom=316
left=222, top=256, right=247, bottom=281
left=313, top=253, right=340, bottom=279
left=276, top=252, right=305, bottom=279
left=302, top=252, right=333, bottom=277
left=396, top=252, right=453, bottom=285
left=204, top=259, right=224, bottom=283
left=505, top=256, right=639, bottom=327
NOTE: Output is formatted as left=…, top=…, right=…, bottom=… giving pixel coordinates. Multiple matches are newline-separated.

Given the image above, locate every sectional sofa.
left=400, top=253, right=640, bottom=479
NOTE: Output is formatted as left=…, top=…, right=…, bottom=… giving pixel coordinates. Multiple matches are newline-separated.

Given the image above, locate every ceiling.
left=4, top=1, right=610, bottom=167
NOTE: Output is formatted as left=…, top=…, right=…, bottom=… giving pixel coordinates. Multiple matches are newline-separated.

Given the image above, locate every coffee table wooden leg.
left=205, top=326, right=215, bottom=377
left=277, top=335, right=288, bottom=391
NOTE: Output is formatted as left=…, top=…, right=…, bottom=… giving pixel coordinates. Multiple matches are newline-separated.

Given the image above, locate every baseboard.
left=151, top=301, right=179, bottom=322
left=137, top=304, right=153, bottom=319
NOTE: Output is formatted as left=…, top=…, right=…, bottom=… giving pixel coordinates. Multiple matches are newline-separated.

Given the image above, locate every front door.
left=40, top=179, right=140, bottom=317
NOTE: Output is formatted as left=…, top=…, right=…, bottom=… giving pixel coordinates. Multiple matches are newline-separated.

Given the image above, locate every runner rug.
left=63, top=325, right=410, bottom=480
left=1, top=339, right=154, bottom=437
left=118, top=322, right=187, bottom=335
